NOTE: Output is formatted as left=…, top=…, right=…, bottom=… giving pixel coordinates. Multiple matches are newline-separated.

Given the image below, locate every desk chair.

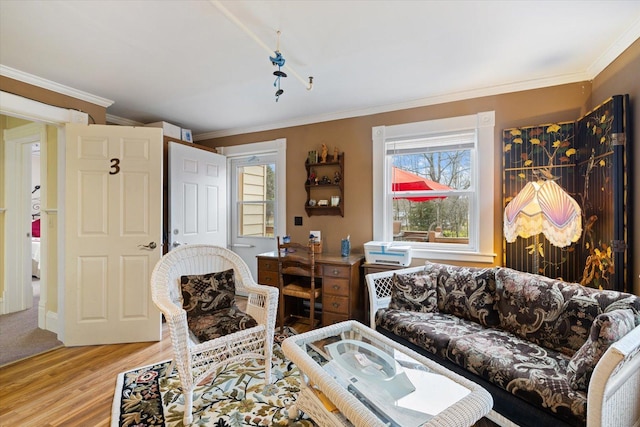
left=277, top=237, right=321, bottom=330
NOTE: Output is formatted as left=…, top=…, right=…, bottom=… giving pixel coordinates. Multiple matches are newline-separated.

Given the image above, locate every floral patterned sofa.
left=365, top=262, right=640, bottom=427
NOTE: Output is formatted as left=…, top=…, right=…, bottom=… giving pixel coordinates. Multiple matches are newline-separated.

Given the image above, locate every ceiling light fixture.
left=210, top=0, right=314, bottom=101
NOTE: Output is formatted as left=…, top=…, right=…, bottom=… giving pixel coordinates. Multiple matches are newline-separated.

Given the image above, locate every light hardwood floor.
left=0, top=314, right=493, bottom=427
left=0, top=325, right=175, bottom=426
left=0, top=296, right=310, bottom=427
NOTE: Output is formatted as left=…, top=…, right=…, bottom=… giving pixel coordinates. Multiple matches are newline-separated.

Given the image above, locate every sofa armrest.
left=587, top=323, right=640, bottom=427
left=365, top=266, right=425, bottom=328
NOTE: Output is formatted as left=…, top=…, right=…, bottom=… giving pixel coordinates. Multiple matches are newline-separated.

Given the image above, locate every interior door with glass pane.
left=229, top=154, right=278, bottom=281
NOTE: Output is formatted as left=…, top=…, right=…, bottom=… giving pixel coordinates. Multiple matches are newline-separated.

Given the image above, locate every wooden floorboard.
left=0, top=305, right=491, bottom=427
left=0, top=297, right=310, bottom=427
left=0, top=326, right=174, bottom=427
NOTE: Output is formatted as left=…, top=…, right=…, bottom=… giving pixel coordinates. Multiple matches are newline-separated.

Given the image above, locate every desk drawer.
left=258, top=270, right=278, bottom=287
left=323, top=312, right=349, bottom=326
left=323, top=277, right=349, bottom=297
left=258, top=258, right=279, bottom=272
left=323, top=295, right=349, bottom=314
left=322, top=265, right=350, bottom=278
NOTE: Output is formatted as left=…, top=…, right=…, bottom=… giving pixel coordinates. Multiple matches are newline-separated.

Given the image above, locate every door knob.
left=139, top=241, right=157, bottom=250
left=172, top=241, right=182, bottom=248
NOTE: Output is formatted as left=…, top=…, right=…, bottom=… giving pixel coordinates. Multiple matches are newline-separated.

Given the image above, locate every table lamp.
left=504, top=179, right=582, bottom=273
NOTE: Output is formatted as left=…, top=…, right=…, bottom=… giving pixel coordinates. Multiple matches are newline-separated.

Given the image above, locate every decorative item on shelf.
left=307, top=168, right=316, bottom=185
left=333, top=147, right=339, bottom=162
left=320, top=144, right=328, bottom=163
left=320, top=176, right=331, bottom=185
left=308, top=199, right=317, bottom=207
left=308, top=151, right=318, bottom=164
left=334, top=171, right=341, bottom=184
left=331, top=196, right=340, bottom=207
left=504, top=179, right=582, bottom=274
left=318, top=199, right=329, bottom=206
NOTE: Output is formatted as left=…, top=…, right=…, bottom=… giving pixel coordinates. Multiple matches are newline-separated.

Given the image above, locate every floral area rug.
left=112, top=327, right=315, bottom=427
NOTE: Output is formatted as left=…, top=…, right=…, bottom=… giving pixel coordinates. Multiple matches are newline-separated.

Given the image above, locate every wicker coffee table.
left=282, top=320, right=492, bottom=427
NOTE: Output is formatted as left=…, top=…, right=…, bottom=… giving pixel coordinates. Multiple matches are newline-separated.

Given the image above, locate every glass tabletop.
left=298, top=326, right=471, bottom=427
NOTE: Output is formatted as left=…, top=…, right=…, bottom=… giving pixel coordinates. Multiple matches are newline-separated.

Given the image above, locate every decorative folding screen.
left=503, top=95, right=631, bottom=292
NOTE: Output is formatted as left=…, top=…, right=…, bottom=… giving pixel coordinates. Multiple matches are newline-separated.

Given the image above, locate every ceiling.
left=1, top=1, right=639, bottom=139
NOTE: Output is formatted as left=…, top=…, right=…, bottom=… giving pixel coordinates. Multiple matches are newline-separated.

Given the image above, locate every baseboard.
left=45, top=310, right=59, bottom=334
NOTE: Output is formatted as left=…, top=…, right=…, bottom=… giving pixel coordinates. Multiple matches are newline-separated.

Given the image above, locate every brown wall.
left=201, top=82, right=592, bottom=266
left=2, top=39, right=636, bottom=293
left=591, top=38, right=640, bottom=294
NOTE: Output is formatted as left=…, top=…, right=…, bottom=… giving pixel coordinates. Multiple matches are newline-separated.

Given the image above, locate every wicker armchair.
left=150, top=244, right=278, bottom=425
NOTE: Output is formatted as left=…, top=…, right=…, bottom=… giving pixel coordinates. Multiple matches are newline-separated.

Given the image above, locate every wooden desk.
left=256, top=251, right=364, bottom=326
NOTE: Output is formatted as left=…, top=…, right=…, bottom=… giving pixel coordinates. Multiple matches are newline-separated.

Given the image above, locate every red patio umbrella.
left=392, top=167, right=451, bottom=202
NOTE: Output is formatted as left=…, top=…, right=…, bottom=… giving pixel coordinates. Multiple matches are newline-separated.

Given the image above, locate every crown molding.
left=0, top=65, right=114, bottom=108
left=106, top=114, right=143, bottom=127
left=194, top=70, right=590, bottom=140
left=587, top=17, right=640, bottom=78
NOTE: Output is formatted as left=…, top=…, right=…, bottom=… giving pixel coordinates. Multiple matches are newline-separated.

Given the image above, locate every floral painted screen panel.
left=503, top=122, right=581, bottom=282
left=574, top=95, right=630, bottom=292
left=503, top=95, right=630, bottom=292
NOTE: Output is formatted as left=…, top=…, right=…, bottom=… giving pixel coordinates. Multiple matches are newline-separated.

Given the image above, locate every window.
left=372, top=111, right=496, bottom=263
left=236, top=163, right=276, bottom=238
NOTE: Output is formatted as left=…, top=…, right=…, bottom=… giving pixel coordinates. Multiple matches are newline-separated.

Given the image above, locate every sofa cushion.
left=446, top=328, right=586, bottom=426
left=389, top=271, right=438, bottom=313
left=566, top=309, right=636, bottom=391
left=495, top=267, right=640, bottom=355
left=424, top=261, right=499, bottom=327
left=376, top=309, right=486, bottom=358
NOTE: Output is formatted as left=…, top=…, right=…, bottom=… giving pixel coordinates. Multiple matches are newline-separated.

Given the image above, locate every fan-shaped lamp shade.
left=504, top=180, right=582, bottom=248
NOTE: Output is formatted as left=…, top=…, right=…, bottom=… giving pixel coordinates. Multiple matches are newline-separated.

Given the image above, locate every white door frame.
left=0, top=90, right=88, bottom=335
left=219, top=139, right=287, bottom=264
left=3, top=123, right=46, bottom=318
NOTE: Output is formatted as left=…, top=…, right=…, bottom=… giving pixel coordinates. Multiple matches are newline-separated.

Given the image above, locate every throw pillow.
left=566, top=309, right=636, bottom=391
left=389, top=271, right=438, bottom=313
left=181, top=269, right=236, bottom=319
left=426, top=262, right=498, bottom=326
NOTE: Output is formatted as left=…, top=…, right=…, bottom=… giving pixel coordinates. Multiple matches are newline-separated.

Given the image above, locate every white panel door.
left=169, top=142, right=226, bottom=249
left=64, top=124, right=162, bottom=346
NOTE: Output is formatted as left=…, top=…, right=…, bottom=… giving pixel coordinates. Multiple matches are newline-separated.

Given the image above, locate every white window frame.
left=372, top=111, right=496, bottom=264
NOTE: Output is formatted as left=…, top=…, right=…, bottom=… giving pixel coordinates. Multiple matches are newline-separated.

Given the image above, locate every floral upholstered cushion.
left=389, top=271, right=438, bottom=313
left=181, top=269, right=257, bottom=342
left=424, top=262, right=499, bottom=327
left=566, top=309, right=636, bottom=391
left=446, top=328, right=587, bottom=425
left=376, top=309, right=486, bottom=358
left=495, top=267, right=640, bottom=355
left=187, top=306, right=258, bottom=342
left=181, top=269, right=237, bottom=315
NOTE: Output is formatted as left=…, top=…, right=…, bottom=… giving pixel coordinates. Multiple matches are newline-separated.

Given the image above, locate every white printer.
left=364, top=241, right=412, bottom=267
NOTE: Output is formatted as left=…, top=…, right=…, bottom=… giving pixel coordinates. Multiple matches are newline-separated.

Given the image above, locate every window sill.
left=411, top=248, right=496, bottom=264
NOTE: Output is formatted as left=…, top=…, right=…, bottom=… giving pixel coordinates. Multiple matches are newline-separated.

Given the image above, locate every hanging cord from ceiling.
left=210, top=0, right=314, bottom=96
